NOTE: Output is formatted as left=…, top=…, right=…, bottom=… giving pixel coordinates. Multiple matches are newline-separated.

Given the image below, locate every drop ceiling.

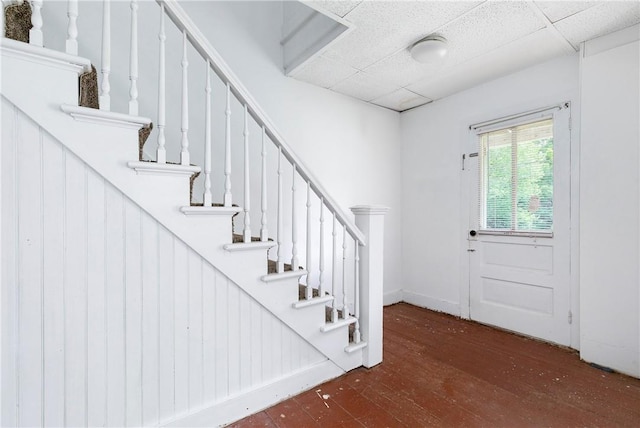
left=288, top=0, right=640, bottom=111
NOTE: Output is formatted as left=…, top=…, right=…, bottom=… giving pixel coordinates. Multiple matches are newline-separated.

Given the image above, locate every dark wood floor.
left=230, top=303, right=640, bottom=427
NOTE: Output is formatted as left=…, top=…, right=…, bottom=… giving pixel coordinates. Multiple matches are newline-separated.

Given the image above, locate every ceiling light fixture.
left=410, top=35, right=448, bottom=64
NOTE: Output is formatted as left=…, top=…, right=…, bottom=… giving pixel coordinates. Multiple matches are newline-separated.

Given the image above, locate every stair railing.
left=2, top=0, right=379, bottom=351
left=155, top=0, right=367, bottom=343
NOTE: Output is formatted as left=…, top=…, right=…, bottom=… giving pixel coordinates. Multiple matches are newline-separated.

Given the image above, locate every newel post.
left=350, top=205, right=389, bottom=368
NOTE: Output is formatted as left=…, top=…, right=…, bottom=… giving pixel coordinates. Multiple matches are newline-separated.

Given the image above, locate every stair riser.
left=1, top=50, right=80, bottom=109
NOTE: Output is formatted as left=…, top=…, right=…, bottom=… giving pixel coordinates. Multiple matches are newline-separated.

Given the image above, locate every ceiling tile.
left=554, top=1, right=640, bottom=47
left=330, top=71, right=400, bottom=102
left=306, top=0, right=363, bottom=18
left=407, top=28, right=570, bottom=100
left=438, top=1, right=547, bottom=68
left=290, top=55, right=358, bottom=88
left=370, top=88, right=431, bottom=112
left=321, top=1, right=481, bottom=69
left=363, top=48, right=445, bottom=88
left=533, top=1, right=598, bottom=23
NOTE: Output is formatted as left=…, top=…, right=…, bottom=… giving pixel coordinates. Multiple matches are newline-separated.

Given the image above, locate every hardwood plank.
left=230, top=303, right=640, bottom=428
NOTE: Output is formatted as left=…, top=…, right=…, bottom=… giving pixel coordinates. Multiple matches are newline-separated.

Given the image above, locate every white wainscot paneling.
left=1, top=102, right=327, bottom=427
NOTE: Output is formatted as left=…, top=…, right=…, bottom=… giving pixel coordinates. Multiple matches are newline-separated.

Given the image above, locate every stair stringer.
left=0, top=42, right=365, bottom=373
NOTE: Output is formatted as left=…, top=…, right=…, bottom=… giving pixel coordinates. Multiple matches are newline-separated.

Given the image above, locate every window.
left=479, top=118, right=553, bottom=233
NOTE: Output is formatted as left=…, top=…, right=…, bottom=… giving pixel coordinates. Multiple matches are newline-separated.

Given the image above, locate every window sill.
left=479, top=229, right=553, bottom=238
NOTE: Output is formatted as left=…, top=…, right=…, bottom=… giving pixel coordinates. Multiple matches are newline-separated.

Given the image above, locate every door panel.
left=467, top=106, right=571, bottom=346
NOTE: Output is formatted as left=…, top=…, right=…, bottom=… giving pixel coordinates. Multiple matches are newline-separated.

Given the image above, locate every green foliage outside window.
left=482, top=119, right=553, bottom=232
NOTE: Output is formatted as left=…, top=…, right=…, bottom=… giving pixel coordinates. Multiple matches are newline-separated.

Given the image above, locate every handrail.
left=158, top=0, right=366, bottom=246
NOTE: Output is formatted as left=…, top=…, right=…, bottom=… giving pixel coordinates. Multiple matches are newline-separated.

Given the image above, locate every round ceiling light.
left=410, top=35, right=448, bottom=64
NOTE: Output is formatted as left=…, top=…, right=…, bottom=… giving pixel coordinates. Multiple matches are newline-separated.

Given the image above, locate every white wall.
left=400, top=54, right=580, bottom=317
left=177, top=1, right=403, bottom=298
left=579, top=26, right=640, bottom=377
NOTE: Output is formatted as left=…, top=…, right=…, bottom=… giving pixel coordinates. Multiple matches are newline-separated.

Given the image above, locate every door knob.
left=469, top=230, right=477, bottom=237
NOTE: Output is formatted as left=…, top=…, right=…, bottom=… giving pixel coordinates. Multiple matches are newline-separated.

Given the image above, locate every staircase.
left=1, top=1, right=387, bottom=427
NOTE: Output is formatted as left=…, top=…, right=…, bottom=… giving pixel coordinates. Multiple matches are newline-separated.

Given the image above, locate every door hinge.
left=568, top=310, right=573, bottom=324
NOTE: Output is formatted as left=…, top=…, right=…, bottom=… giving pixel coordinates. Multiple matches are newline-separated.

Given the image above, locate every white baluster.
left=66, top=0, right=78, bottom=55
left=156, top=4, right=166, bottom=163
left=243, top=105, right=251, bottom=243
left=224, top=83, right=232, bottom=206
left=305, top=181, right=312, bottom=300
left=276, top=147, right=284, bottom=273
left=331, top=214, right=338, bottom=323
left=128, top=0, right=139, bottom=115
left=342, top=226, right=348, bottom=319
left=260, top=127, right=268, bottom=242
left=318, top=199, right=325, bottom=297
left=1, top=2, right=5, bottom=40
left=180, top=30, right=189, bottom=166
left=353, top=242, right=361, bottom=343
left=99, top=0, right=111, bottom=111
left=291, top=165, right=299, bottom=270
left=203, top=61, right=212, bottom=206
left=29, top=0, right=43, bottom=47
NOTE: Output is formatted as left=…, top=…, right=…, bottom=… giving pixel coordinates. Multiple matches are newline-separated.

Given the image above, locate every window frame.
left=473, top=112, right=557, bottom=239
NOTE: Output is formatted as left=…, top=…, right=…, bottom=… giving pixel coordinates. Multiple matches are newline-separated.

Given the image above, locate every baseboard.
left=402, top=290, right=460, bottom=316
left=383, top=289, right=403, bottom=306
left=161, top=359, right=344, bottom=427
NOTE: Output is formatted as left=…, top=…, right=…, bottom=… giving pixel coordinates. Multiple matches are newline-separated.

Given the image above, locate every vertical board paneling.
left=1, top=101, right=18, bottom=428
left=239, top=292, right=251, bottom=390
left=105, top=186, right=125, bottom=426
left=214, top=273, right=229, bottom=400
left=2, top=103, right=333, bottom=428
left=125, top=203, right=143, bottom=427
left=173, top=239, right=189, bottom=415
left=272, top=318, right=283, bottom=378
left=42, top=135, right=65, bottom=427
left=261, top=309, right=273, bottom=382
left=249, top=300, right=262, bottom=386
left=64, top=151, right=88, bottom=427
left=158, top=226, right=175, bottom=421
left=141, top=213, right=159, bottom=426
left=17, top=114, right=43, bottom=427
left=86, top=172, right=107, bottom=428
left=188, top=252, right=203, bottom=410
left=201, top=263, right=216, bottom=403
left=282, top=322, right=292, bottom=375
left=227, top=281, right=240, bottom=395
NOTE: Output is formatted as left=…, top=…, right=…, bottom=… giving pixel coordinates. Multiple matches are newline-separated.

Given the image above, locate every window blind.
left=479, top=118, right=554, bottom=233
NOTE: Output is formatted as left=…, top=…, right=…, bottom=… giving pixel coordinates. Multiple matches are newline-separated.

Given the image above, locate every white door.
left=466, top=105, right=571, bottom=346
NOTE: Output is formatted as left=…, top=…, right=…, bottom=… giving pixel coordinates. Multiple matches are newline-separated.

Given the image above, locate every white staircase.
left=1, top=1, right=387, bottom=427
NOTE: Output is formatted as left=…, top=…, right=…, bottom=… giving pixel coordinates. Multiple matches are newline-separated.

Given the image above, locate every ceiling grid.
left=291, top=0, right=640, bottom=111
